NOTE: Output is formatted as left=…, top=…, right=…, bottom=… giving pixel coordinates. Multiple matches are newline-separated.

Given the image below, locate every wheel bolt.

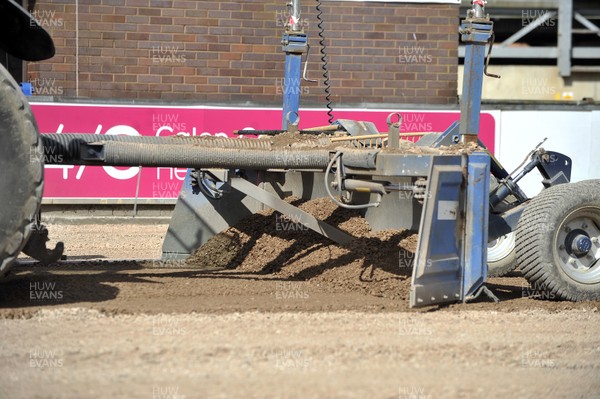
left=559, top=244, right=565, bottom=250
left=582, top=223, right=588, bottom=229
left=565, top=226, right=571, bottom=233
left=569, top=258, right=576, bottom=264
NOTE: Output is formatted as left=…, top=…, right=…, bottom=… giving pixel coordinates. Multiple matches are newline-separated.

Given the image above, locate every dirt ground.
left=1, top=199, right=600, bottom=398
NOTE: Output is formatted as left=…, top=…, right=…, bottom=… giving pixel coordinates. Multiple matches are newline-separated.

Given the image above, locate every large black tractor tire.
left=515, top=180, right=600, bottom=301
left=0, top=63, right=44, bottom=278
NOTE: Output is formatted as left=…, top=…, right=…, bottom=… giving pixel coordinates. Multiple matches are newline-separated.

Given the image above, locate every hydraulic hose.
left=44, top=139, right=332, bottom=170
left=41, top=133, right=272, bottom=164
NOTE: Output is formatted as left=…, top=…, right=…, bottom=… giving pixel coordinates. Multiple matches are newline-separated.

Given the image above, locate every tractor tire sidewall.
left=0, top=64, right=44, bottom=278
left=516, top=180, right=600, bottom=301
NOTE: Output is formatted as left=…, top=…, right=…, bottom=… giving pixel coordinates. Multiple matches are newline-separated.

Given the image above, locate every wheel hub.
left=565, top=229, right=593, bottom=257
left=487, top=232, right=515, bottom=262
left=555, top=208, right=600, bottom=284
left=570, top=233, right=592, bottom=256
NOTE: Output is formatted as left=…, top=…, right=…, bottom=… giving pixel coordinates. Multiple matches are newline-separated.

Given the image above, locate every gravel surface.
left=2, top=198, right=600, bottom=398
left=2, top=309, right=599, bottom=399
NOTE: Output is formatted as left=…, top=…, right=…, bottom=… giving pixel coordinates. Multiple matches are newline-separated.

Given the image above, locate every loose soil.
left=1, top=198, right=599, bottom=398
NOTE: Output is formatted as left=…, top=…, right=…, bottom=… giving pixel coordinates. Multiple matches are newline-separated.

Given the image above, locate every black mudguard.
left=0, top=0, right=55, bottom=61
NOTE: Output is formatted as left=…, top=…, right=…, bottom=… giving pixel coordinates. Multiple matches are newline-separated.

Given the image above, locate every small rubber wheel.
left=487, top=176, right=519, bottom=277
left=487, top=232, right=517, bottom=277
left=0, top=63, right=44, bottom=278
left=515, top=180, right=600, bottom=301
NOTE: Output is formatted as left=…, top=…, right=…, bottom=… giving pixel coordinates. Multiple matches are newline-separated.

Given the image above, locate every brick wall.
left=27, top=0, right=459, bottom=106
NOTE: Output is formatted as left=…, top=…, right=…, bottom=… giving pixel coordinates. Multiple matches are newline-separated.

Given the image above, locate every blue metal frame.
left=463, top=152, right=491, bottom=297
left=281, top=34, right=307, bottom=129
left=409, top=152, right=491, bottom=307
left=459, top=19, right=493, bottom=142
left=410, top=155, right=465, bottom=307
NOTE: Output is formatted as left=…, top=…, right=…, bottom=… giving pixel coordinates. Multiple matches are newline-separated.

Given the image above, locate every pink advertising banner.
left=30, top=103, right=496, bottom=200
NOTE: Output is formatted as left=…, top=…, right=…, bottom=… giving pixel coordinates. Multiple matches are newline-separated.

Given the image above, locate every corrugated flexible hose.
left=98, top=142, right=331, bottom=170
left=41, top=133, right=272, bottom=163
left=41, top=134, right=331, bottom=170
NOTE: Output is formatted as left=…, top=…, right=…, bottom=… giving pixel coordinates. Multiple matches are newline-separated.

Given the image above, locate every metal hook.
left=484, top=33, right=501, bottom=79
left=302, top=44, right=318, bottom=83
left=386, top=113, right=402, bottom=149
left=386, top=112, right=402, bottom=127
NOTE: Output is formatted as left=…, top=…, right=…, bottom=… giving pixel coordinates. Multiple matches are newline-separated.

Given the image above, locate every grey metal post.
left=558, top=0, right=573, bottom=77
left=288, top=0, right=302, bottom=32
left=473, top=0, right=485, bottom=18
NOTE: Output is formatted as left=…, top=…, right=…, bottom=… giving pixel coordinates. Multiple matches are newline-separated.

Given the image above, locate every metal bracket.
left=459, top=20, right=494, bottom=44
left=536, top=151, right=572, bottom=188
left=281, top=33, right=308, bottom=54
left=229, top=175, right=353, bottom=246
left=386, top=112, right=402, bottom=149
left=80, top=142, right=106, bottom=162
left=465, top=285, right=499, bottom=304
left=21, top=222, right=65, bottom=265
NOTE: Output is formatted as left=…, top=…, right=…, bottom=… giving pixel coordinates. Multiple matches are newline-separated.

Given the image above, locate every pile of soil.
left=261, top=132, right=484, bottom=154
left=261, top=132, right=333, bottom=148
left=187, top=197, right=418, bottom=300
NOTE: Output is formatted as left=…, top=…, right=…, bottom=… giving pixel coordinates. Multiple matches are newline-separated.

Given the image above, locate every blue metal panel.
left=410, top=155, right=465, bottom=308
left=282, top=53, right=302, bottom=129
left=459, top=41, right=487, bottom=137
left=462, top=152, right=491, bottom=297
left=281, top=34, right=307, bottom=129
left=458, top=19, right=493, bottom=141
left=410, top=153, right=491, bottom=308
